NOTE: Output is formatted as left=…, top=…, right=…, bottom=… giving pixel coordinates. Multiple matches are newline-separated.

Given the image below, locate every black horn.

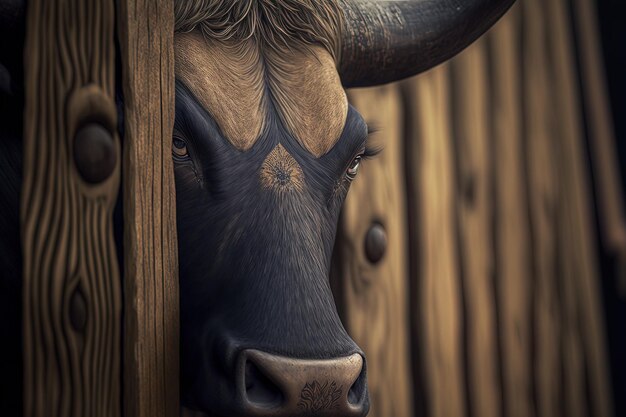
left=339, top=0, right=516, bottom=88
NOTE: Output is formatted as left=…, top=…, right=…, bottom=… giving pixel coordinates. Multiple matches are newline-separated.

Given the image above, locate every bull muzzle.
left=238, top=350, right=369, bottom=417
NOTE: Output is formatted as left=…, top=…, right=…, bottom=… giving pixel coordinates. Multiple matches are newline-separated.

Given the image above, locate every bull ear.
left=0, top=0, right=26, bottom=94
left=338, top=0, right=516, bottom=88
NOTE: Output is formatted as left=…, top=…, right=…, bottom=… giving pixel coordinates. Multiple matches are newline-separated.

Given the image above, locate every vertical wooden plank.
left=548, top=0, right=613, bottom=415
left=21, top=0, right=121, bottom=416
left=336, top=3, right=616, bottom=417
left=572, top=0, right=626, bottom=292
left=449, top=41, right=501, bottom=417
left=335, top=84, right=414, bottom=417
left=117, top=1, right=179, bottom=417
left=521, top=0, right=562, bottom=416
left=488, top=7, right=534, bottom=417
left=403, top=66, right=466, bottom=417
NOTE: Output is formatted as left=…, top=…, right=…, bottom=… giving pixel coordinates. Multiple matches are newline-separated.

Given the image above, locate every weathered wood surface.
left=404, top=66, right=467, bottom=417
left=449, top=40, right=501, bottom=417
left=336, top=0, right=617, bottom=416
left=488, top=7, right=534, bottom=417
left=21, top=0, right=121, bottom=416
left=116, top=1, right=179, bottom=417
left=522, top=0, right=561, bottom=415
left=333, top=85, right=414, bottom=417
left=548, top=0, right=612, bottom=415
left=572, top=0, right=626, bottom=293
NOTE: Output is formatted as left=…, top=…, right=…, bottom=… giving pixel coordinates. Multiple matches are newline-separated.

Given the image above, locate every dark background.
left=596, top=0, right=625, bottom=415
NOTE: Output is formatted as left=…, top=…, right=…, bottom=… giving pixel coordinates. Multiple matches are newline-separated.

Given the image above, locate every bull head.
left=173, top=1, right=514, bottom=416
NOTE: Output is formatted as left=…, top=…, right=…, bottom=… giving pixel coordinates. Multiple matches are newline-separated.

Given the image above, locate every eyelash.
left=362, top=145, right=382, bottom=160
left=345, top=144, right=382, bottom=182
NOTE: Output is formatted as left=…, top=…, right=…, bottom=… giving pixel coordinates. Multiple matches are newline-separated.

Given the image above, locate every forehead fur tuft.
left=174, top=0, right=344, bottom=61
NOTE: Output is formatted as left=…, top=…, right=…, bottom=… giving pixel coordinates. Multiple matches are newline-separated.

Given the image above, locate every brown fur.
left=259, top=144, right=304, bottom=192
left=174, top=0, right=348, bottom=157
left=175, top=33, right=265, bottom=151
left=174, top=0, right=343, bottom=60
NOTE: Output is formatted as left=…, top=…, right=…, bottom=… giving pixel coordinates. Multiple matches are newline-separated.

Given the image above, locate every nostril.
left=240, top=350, right=368, bottom=416
left=348, top=359, right=367, bottom=405
left=244, top=360, right=284, bottom=408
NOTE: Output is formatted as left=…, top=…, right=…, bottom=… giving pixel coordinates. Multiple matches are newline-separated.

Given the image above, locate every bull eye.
left=172, top=136, right=189, bottom=160
left=346, top=155, right=362, bottom=181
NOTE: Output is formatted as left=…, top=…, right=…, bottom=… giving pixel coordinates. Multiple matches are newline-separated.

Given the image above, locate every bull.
left=0, top=0, right=514, bottom=416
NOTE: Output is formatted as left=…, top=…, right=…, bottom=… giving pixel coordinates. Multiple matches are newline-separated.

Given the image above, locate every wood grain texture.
left=21, top=0, right=121, bottom=416
left=572, top=0, right=626, bottom=294
left=403, top=66, right=467, bottom=417
left=335, top=2, right=618, bottom=417
left=521, top=0, right=562, bottom=415
left=548, top=0, right=613, bottom=415
left=334, top=85, right=414, bottom=417
left=116, top=1, right=180, bottom=417
left=488, top=7, right=534, bottom=417
left=449, top=41, right=501, bottom=417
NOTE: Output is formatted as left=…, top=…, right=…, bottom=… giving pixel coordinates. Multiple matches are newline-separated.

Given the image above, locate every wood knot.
left=462, top=175, right=476, bottom=207
left=74, top=123, right=117, bottom=183
left=69, top=286, right=87, bottom=332
left=260, top=144, right=304, bottom=193
left=67, top=85, right=118, bottom=186
left=364, top=222, right=387, bottom=264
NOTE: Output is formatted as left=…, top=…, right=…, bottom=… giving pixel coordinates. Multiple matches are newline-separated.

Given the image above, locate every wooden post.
left=116, top=1, right=180, bottom=417
left=403, top=65, right=467, bottom=417
left=21, top=0, right=122, bottom=416
left=548, top=0, right=612, bottom=415
left=334, top=85, right=414, bottom=417
left=572, top=0, right=626, bottom=294
left=522, top=0, right=561, bottom=415
left=449, top=40, right=501, bottom=417
left=488, top=6, right=534, bottom=417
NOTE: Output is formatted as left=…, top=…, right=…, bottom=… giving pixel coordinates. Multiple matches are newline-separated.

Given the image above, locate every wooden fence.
left=21, top=0, right=178, bottom=416
left=333, top=1, right=625, bottom=417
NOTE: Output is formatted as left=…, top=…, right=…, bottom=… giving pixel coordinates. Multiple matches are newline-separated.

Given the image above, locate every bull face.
left=173, top=27, right=372, bottom=415
left=174, top=84, right=371, bottom=416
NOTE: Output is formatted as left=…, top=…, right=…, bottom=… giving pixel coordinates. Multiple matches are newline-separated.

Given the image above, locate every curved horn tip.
left=339, top=0, right=517, bottom=88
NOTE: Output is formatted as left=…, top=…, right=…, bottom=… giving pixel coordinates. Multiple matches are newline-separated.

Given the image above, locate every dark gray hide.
left=174, top=81, right=369, bottom=415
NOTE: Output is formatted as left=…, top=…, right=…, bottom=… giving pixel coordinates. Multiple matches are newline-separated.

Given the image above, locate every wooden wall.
left=333, top=1, right=624, bottom=417
left=117, top=1, right=179, bottom=417
left=21, top=0, right=122, bottom=416
left=20, top=0, right=180, bottom=416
